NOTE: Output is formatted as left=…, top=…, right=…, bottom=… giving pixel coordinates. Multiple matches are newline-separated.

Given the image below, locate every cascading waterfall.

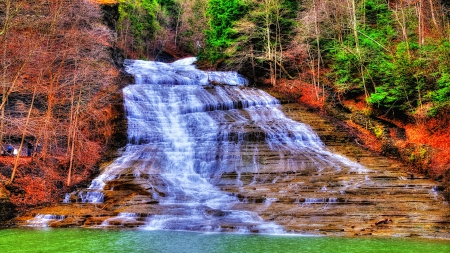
left=25, top=214, right=65, bottom=228
left=70, top=57, right=365, bottom=233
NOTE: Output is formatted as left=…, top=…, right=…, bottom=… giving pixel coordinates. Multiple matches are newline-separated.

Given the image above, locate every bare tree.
left=9, top=86, right=37, bottom=184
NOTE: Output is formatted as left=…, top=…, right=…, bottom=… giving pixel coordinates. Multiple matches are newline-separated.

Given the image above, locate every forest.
left=1, top=0, right=450, bottom=213
left=0, top=0, right=125, bottom=212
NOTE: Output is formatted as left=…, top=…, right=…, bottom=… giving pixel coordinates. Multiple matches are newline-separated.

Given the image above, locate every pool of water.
left=0, top=229, right=449, bottom=253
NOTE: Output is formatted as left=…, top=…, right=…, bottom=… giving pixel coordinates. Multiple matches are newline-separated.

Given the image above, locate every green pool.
left=0, top=229, right=449, bottom=253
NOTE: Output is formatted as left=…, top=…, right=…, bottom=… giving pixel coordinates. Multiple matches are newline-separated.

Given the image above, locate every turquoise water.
left=0, top=229, right=449, bottom=253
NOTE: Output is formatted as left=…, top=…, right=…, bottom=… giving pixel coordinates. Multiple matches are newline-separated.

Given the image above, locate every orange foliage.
left=337, top=93, right=450, bottom=178
left=89, top=0, right=117, bottom=4
left=1, top=156, right=75, bottom=211
left=274, top=79, right=326, bottom=109
left=0, top=0, right=122, bottom=211
left=402, top=118, right=450, bottom=175
left=0, top=157, right=31, bottom=168
left=10, top=177, right=54, bottom=208
left=346, top=120, right=383, bottom=153
left=297, top=82, right=326, bottom=109
left=373, top=111, right=450, bottom=177
left=342, top=95, right=370, bottom=112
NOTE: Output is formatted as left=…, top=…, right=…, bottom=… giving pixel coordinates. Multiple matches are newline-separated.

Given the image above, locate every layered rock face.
left=14, top=59, right=450, bottom=238
left=227, top=103, right=450, bottom=237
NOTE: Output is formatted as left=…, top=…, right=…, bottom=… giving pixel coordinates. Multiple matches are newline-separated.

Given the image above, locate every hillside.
left=1, top=0, right=450, bottom=220
left=0, top=0, right=127, bottom=214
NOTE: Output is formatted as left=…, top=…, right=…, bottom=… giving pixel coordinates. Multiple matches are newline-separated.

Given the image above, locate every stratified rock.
left=12, top=59, right=450, bottom=239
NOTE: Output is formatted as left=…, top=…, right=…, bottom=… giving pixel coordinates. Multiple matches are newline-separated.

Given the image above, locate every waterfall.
left=78, top=57, right=364, bottom=233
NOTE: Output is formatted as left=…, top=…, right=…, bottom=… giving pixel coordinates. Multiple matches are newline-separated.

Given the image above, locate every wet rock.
left=375, top=218, right=392, bottom=226
left=11, top=97, right=450, bottom=239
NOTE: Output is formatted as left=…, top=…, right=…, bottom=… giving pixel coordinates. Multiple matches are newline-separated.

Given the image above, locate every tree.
left=206, top=0, right=298, bottom=84
left=204, top=0, right=248, bottom=62
left=174, top=0, right=208, bottom=54
left=0, top=0, right=119, bottom=197
left=116, top=0, right=160, bottom=58
left=10, top=86, right=37, bottom=184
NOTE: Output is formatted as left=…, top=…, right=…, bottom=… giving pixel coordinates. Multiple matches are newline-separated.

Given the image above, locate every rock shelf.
left=14, top=102, right=450, bottom=239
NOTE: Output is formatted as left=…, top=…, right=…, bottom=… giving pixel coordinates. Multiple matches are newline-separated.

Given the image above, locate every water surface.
left=1, top=229, right=449, bottom=253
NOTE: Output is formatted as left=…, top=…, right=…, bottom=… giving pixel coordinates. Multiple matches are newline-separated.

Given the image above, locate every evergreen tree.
left=204, top=0, right=299, bottom=84
left=117, top=0, right=160, bottom=57
left=204, top=0, right=248, bottom=62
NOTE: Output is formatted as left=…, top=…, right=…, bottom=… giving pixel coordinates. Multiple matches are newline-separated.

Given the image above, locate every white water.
left=61, top=57, right=365, bottom=233
left=25, top=214, right=65, bottom=228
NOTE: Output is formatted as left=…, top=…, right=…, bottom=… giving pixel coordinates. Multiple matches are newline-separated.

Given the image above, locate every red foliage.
left=0, top=156, right=75, bottom=211
left=402, top=118, right=450, bottom=176
left=337, top=94, right=450, bottom=179
left=274, top=79, right=326, bottom=109
left=346, top=120, right=383, bottom=153
left=342, top=95, right=370, bottom=112
left=376, top=110, right=450, bottom=178
left=90, top=0, right=117, bottom=4
left=10, top=176, right=54, bottom=209
left=297, top=82, right=326, bottom=109
left=0, top=0, right=121, bottom=212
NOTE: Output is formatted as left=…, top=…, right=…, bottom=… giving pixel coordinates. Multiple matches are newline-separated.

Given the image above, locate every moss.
left=373, top=126, right=384, bottom=139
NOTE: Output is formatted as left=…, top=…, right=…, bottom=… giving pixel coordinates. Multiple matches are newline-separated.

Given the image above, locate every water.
left=0, top=229, right=449, bottom=253
left=24, top=215, right=65, bottom=228
left=28, top=57, right=449, bottom=237
left=67, top=57, right=363, bottom=232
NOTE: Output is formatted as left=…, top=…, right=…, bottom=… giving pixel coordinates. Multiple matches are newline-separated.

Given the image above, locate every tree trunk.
left=67, top=87, right=83, bottom=186
left=250, top=44, right=256, bottom=83
left=394, top=3, right=411, bottom=58
left=350, top=0, right=368, bottom=99
left=418, top=0, right=425, bottom=46
left=9, top=86, right=37, bottom=184
left=313, top=0, right=323, bottom=102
